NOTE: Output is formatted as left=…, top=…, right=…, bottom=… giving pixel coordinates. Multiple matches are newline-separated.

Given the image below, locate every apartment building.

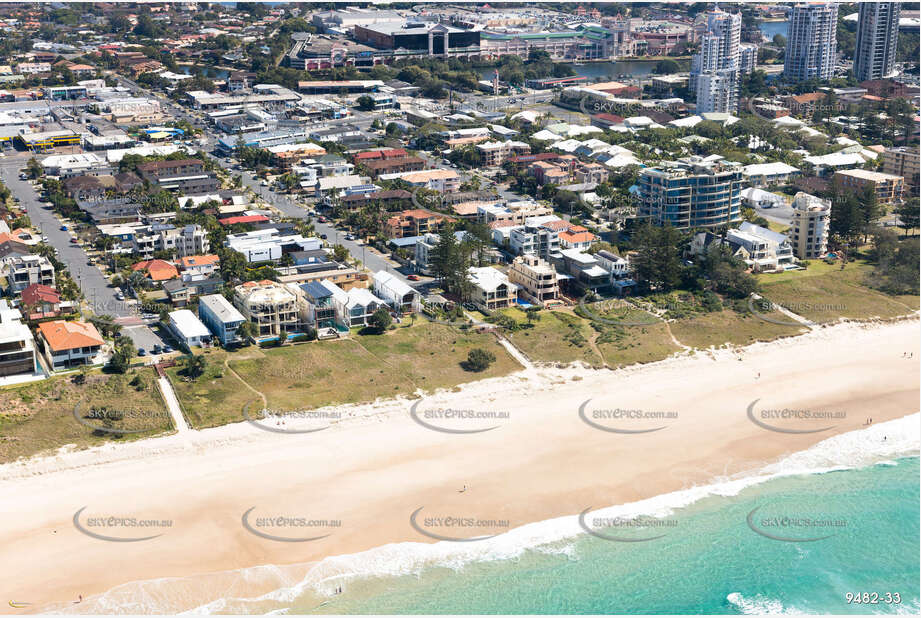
left=881, top=147, right=919, bottom=192
left=507, top=255, right=559, bottom=306
left=198, top=294, right=246, bottom=345
left=555, top=249, right=611, bottom=293
left=224, top=229, right=323, bottom=263
left=233, top=280, right=299, bottom=338
left=784, top=3, right=838, bottom=82
left=288, top=281, right=339, bottom=332
left=377, top=169, right=460, bottom=193
left=362, top=156, right=426, bottom=178
left=509, top=224, right=561, bottom=261
left=638, top=156, right=744, bottom=229
left=4, top=254, right=55, bottom=294
left=833, top=168, right=904, bottom=206
left=790, top=192, right=831, bottom=260
left=385, top=209, right=456, bottom=239
left=136, top=159, right=220, bottom=193
left=854, top=2, right=901, bottom=81
left=468, top=266, right=518, bottom=311
left=0, top=300, right=37, bottom=377
left=476, top=140, right=531, bottom=167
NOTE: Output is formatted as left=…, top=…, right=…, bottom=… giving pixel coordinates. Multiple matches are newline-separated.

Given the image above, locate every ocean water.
left=54, top=416, right=920, bottom=615
left=295, top=458, right=920, bottom=615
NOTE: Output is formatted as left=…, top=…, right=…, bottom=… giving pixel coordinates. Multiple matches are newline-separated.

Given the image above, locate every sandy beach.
left=1, top=318, right=918, bottom=614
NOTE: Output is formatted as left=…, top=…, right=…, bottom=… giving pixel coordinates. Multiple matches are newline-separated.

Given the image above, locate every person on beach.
left=459, top=485, right=467, bottom=493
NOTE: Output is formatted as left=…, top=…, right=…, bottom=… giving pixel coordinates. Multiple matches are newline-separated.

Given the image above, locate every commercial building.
left=833, top=168, right=904, bottom=206
left=638, top=156, right=744, bottom=229
left=354, top=22, right=480, bottom=58
left=136, top=159, right=220, bottom=194
left=784, top=3, right=839, bottom=82
left=854, top=2, right=901, bottom=81
left=507, top=255, right=559, bottom=306
left=224, top=228, right=323, bottom=263
left=790, top=192, right=831, bottom=260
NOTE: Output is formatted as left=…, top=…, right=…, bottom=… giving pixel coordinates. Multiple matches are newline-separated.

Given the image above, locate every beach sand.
left=1, top=319, right=918, bottom=613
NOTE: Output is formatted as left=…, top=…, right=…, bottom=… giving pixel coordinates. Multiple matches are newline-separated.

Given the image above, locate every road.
left=0, top=155, right=164, bottom=351
left=113, top=74, right=414, bottom=284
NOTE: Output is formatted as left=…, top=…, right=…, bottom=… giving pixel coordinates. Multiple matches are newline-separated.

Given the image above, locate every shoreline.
left=1, top=318, right=918, bottom=613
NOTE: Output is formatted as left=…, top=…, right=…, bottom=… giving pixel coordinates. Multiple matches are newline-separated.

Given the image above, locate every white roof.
left=373, top=270, right=416, bottom=299
left=773, top=115, right=805, bottom=127
left=468, top=266, right=517, bottom=293
left=551, top=139, right=582, bottom=153
left=804, top=151, right=866, bottom=168
left=742, top=161, right=800, bottom=176
left=510, top=110, right=539, bottom=123
left=169, top=309, right=211, bottom=339
left=531, top=129, right=562, bottom=141
left=669, top=115, right=703, bottom=128
left=199, top=294, right=245, bottom=324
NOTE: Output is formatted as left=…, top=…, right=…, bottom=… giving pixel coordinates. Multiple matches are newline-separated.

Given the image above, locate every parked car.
left=115, top=291, right=125, bottom=301
left=345, top=234, right=355, bottom=241
left=320, top=233, right=328, bottom=240
left=152, top=344, right=162, bottom=354
left=70, top=238, right=78, bottom=244
left=138, top=348, right=147, bottom=356
left=163, top=345, right=174, bottom=353
left=59, top=225, right=67, bottom=231
left=407, top=274, right=420, bottom=281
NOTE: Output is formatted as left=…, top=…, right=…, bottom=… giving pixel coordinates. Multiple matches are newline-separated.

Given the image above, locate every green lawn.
left=500, top=307, right=604, bottom=367
left=670, top=308, right=805, bottom=348
left=578, top=300, right=683, bottom=367
left=0, top=367, right=170, bottom=463
left=165, top=349, right=256, bottom=429
left=759, top=262, right=916, bottom=323
left=173, top=320, right=521, bottom=418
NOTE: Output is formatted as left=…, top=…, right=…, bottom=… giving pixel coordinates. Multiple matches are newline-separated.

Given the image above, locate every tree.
left=183, top=354, right=207, bottom=379
left=236, top=321, right=256, bottom=344
left=654, top=59, right=681, bottom=74
left=26, top=157, right=42, bottom=179
left=368, top=306, right=392, bottom=333
left=896, top=198, right=920, bottom=236
left=356, top=95, right=376, bottom=111
left=465, top=348, right=496, bottom=372
left=630, top=224, right=685, bottom=292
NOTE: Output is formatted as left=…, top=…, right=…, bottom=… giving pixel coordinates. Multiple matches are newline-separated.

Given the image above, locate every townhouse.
left=372, top=271, right=420, bottom=313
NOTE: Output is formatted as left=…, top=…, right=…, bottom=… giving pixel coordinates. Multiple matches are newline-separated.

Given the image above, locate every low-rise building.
left=37, top=320, right=104, bottom=370
left=0, top=300, right=38, bottom=377
left=468, top=266, right=518, bottom=311
left=833, top=168, right=905, bottom=206
left=372, top=271, right=420, bottom=313
left=4, top=255, right=55, bottom=294
left=136, top=159, right=220, bottom=193
left=167, top=309, right=212, bottom=349
left=881, top=147, right=919, bottom=192
left=322, top=280, right=385, bottom=327
left=224, top=229, right=322, bottom=263
left=385, top=209, right=456, bottom=239
left=198, top=294, right=247, bottom=346
left=726, top=222, right=795, bottom=271
left=507, top=255, right=559, bottom=306
left=741, top=161, right=801, bottom=187
left=233, top=280, right=299, bottom=338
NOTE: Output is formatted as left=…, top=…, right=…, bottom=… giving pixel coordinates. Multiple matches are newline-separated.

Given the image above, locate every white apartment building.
left=790, top=192, right=831, bottom=259
left=4, top=255, right=55, bottom=294
left=509, top=224, right=561, bottom=261
left=784, top=3, right=839, bottom=82
left=321, top=280, right=385, bottom=327
left=0, top=300, right=38, bottom=378
left=692, top=9, right=741, bottom=113
left=224, top=229, right=322, bottom=263
left=233, top=280, right=299, bottom=338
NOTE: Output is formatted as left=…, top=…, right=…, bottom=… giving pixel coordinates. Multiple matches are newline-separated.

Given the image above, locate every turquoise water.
left=292, top=458, right=919, bottom=614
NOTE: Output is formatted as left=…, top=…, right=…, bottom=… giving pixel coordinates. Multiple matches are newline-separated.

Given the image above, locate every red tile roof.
left=38, top=320, right=104, bottom=351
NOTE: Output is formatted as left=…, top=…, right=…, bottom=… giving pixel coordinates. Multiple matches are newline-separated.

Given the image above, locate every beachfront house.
left=372, top=271, right=420, bottom=313
left=198, top=294, right=246, bottom=346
